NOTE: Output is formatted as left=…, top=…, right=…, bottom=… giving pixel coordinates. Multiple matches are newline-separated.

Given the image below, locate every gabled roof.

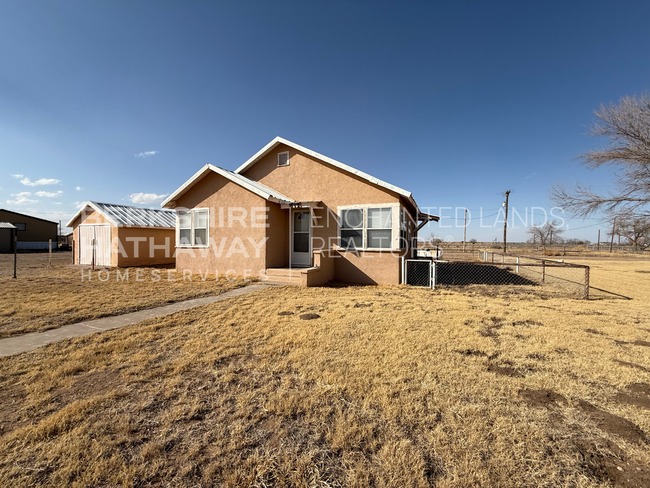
left=161, top=164, right=295, bottom=209
left=0, top=222, right=17, bottom=229
left=234, top=136, right=422, bottom=212
left=67, top=201, right=176, bottom=228
left=0, top=208, right=58, bottom=225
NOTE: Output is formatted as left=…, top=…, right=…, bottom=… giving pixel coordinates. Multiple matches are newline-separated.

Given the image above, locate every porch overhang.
left=280, top=201, right=323, bottom=210
left=415, top=212, right=439, bottom=233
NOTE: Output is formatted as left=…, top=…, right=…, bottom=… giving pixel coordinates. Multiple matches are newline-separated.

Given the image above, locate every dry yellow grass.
left=0, top=252, right=252, bottom=338
left=0, top=256, right=649, bottom=486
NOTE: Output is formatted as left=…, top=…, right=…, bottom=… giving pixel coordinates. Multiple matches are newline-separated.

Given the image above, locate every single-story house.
left=0, top=209, right=58, bottom=253
left=67, top=202, right=176, bottom=267
left=162, top=137, right=438, bottom=285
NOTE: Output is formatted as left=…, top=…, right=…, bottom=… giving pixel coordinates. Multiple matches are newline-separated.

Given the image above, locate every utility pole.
left=609, top=217, right=616, bottom=253
left=463, top=208, right=467, bottom=252
left=503, top=190, right=510, bottom=254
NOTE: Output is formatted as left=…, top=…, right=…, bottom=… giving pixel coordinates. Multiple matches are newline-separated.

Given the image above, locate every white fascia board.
left=235, top=136, right=418, bottom=203
left=66, top=201, right=120, bottom=228
left=161, top=165, right=213, bottom=209
left=162, top=163, right=294, bottom=209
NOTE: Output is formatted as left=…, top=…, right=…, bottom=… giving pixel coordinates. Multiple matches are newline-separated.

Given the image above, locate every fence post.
left=491, top=252, right=494, bottom=263
left=72, top=239, right=75, bottom=264
left=542, top=260, right=546, bottom=282
left=584, top=267, right=590, bottom=299
left=49, top=239, right=52, bottom=267
left=516, top=256, right=519, bottom=274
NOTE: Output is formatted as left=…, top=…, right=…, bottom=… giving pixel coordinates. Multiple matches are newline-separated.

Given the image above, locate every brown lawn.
left=0, top=255, right=649, bottom=486
left=0, top=252, right=252, bottom=338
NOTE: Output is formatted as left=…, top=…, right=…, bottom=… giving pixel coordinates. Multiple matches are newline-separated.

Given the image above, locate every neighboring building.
left=162, top=137, right=438, bottom=285
left=67, top=202, right=176, bottom=267
left=0, top=209, right=58, bottom=253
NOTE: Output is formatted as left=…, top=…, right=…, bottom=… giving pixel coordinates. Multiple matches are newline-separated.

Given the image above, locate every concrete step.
left=263, top=269, right=301, bottom=284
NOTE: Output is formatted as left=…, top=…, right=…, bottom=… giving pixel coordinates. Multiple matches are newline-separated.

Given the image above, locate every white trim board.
left=235, top=137, right=424, bottom=214
left=161, top=164, right=295, bottom=209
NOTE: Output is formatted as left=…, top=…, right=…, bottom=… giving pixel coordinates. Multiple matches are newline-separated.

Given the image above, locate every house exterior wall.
left=173, top=172, right=268, bottom=278
left=0, top=209, right=58, bottom=253
left=241, top=144, right=412, bottom=284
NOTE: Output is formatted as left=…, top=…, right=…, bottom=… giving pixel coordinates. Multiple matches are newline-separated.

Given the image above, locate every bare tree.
left=610, top=214, right=650, bottom=250
left=526, top=220, right=565, bottom=248
left=551, top=94, right=650, bottom=217
left=427, top=233, right=442, bottom=247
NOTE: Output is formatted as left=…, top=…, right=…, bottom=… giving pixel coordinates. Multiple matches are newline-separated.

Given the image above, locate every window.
left=193, top=210, right=208, bottom=246
left=178, top=212, right=191, bottom=245
left=367, top=207, right=392, bottom=249
left=340, top=208, right=363, bottom=249
left=177, top=208, right=209, bottom=247
left=277, top=151, right=290, bottom=167
left=13, top=223, right=26, bottom=231
left=338, top=204, right=399, bottom=250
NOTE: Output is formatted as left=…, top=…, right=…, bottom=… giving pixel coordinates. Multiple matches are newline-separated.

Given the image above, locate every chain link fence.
left=404, top=251, right=590, bottom=299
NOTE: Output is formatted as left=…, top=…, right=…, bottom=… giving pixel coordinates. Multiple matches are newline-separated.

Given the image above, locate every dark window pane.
left=368, top=229, right=392, bottom=248
left=179, top=229, right=191, bottom=245
left=294, top=232, right=309, bottom=252
left=341, top=209, right=363, bottom=229
left=194, top=229, right=207, bottom=246
left=341, top=229, right=363, bottom=249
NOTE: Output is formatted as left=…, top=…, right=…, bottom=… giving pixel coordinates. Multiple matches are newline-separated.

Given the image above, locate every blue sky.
left=1, top=1, right=649, bottom=241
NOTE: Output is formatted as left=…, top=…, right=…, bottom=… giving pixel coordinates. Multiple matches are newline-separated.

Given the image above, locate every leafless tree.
left=608, top=214, right=650, bottom=250
left=428, top=233, right=442, bottom=246
left=551, top=94, right=650, bottom=217
left=526, top=220, right=564, bottom=248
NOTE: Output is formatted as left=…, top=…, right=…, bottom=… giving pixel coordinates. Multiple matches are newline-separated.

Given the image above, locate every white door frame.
left=290, top=208, right=312, bottom=268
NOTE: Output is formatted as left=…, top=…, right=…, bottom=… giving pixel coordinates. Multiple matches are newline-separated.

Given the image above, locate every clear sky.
left=1, top=0, right=649, bottom=241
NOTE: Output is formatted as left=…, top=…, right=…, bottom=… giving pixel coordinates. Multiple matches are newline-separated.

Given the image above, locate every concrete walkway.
left=0, top=283, right=274, bottom=358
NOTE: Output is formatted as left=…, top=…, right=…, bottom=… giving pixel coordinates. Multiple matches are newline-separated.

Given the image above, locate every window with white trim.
left=340, top=208, right=363, bottom=249
left=193, top=209, right=208, bottom=246
left=277, top=151, right=290, bottom=167
left=367, top=207, right=392, bottom=249
left=338, top=204, right=399, bottom=250
left=178, top=211, right=191, bottom=246
left=177, top=208, right=209, bottom=247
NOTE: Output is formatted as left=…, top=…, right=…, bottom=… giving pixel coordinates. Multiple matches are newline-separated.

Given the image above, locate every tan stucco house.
left=67, top=202, right=176, bottom=267
left=162, top=137, right=438, bottom=285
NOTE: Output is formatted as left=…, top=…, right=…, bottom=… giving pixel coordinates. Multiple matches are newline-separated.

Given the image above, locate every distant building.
left=0, top=209, right=58, bottom=253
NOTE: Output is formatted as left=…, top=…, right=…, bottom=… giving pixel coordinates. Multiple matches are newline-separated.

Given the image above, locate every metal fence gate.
left=404, top=259, right=435, bottom=288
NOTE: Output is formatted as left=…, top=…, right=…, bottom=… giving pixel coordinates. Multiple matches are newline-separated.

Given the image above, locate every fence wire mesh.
left=405, top=251, right=590, bottom=298
left=405, top=259, right=432, bottom=288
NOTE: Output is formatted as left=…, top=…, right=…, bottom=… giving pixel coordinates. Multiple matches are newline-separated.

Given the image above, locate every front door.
left=291, top=209, right=311, bottom=267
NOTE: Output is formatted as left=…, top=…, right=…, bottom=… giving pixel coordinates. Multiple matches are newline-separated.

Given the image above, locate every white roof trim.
left=67, top=202, right=117, bottom=228
left=234, top=136, right=421, bottom=210
left=161, top=164, right=295, bottom=209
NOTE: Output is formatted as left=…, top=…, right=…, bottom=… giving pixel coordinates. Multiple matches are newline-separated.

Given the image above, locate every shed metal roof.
left=66, top=202, right=176, bottom=228
left=0, top=222, right=17, bottom=229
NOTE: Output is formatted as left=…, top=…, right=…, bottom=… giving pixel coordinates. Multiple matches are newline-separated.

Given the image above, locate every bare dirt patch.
left=487, top=363, right=523, bottom=378
left=614, top=383, right=650, bottom=411
left=576, top=400, right=648, bottom=445
left=574, top=437, right=650, bottom=488
left=299, top=313, right=320, bottom=320
left=519, top=389, right=567, bottom=409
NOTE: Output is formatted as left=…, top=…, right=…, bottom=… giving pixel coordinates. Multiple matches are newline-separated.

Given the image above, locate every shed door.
left=79, top=226, right=111, bottom=266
